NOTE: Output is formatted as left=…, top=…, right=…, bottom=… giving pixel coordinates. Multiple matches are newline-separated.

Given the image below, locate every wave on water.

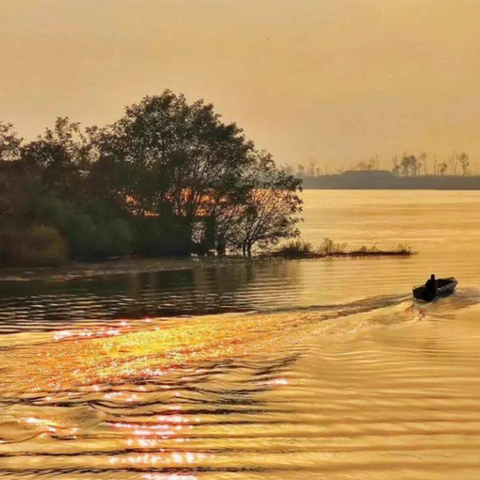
left=1, top=289, right=480, bottom=479
left=3, top=290, right=477, bottom=401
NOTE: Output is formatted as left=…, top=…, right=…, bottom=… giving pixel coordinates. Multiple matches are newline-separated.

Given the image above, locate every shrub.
left=318, top=237, right=347, bottom=255
left=0, top=225, right=68, bottom=267
left=276, top=238, right=315, bottom=254
left=395, top=243, right=412, bottom=254
left=30, top=225, right=69, bottom=265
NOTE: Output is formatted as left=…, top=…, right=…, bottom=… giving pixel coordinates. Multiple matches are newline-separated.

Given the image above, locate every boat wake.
left=1, top=288, right=480, bottom=479
left=2, top=290, right=478, bottom=402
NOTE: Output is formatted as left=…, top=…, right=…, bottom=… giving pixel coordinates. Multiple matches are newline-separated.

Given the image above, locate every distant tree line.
left=391, top=152, right=471, bottom=177
left=0, top=91, right=302, bottom=267
left=284, top=151, right=474, bottom=178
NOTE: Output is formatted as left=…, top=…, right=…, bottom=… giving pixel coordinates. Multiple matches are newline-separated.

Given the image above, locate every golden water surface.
left=1, top=190, right=480, bottom=480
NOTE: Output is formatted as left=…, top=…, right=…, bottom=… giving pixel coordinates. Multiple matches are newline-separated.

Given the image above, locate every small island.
left=271, top=238, right=413, bottom=259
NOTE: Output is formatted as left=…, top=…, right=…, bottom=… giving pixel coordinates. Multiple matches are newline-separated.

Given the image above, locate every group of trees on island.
left=0, top=91, right=303, bottom=266
left=391, top=152, right=471, bottom=177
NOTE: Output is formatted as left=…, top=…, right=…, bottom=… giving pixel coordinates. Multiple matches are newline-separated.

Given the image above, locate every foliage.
left=276, top=239, right=315, bottom=255
left=356, top=245, right=379, bottom=254
left=391, top=151, right=471, bottom=177
left=0, top=122, right=22, bottom=162
left=438, top=162, right=448, bottom=176
left=458, top=153, right=469, bottom=176
left=274, top=238, right=413, bottom=258
left=0, top=225, right=68, bottom=267
left=356, top=158, right=379, bottom=171
left=20, top=118, right=93, bottom=201
left=394, top=243, right=412, bottom=254
left=227, top=152, right=303, bottom=255
left=318, top=237, right=347, bottom=255
left=0, top=92, right=303, bottom=266
left=397, top=155, right=422, bottom=176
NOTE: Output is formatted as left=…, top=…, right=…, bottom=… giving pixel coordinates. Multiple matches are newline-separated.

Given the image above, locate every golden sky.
left=1, top=0, right=480, bottom=168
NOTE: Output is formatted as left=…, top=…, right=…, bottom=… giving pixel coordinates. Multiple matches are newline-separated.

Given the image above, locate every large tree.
left=94, top=90, right=255, bottom=252
left=20, top=117, right=93, bottom=201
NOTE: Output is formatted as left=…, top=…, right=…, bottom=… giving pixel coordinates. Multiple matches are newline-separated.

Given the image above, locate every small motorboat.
left=413, top=277, right=458, bottom=302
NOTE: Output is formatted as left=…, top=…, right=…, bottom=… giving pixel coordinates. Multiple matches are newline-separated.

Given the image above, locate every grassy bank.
left=271, top=238, right=413, bottom=259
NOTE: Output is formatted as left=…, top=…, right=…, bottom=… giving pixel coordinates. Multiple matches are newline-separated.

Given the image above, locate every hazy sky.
left=1, top=0, right=480, bottom=168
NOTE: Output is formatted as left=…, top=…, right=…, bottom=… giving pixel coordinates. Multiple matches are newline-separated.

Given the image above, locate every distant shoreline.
left=269, top=250, right=413, bottom=259
left=302, top=173, right=480, bottom=190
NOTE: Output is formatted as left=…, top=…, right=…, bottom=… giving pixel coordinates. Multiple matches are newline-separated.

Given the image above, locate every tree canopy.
left=0, top=90, right=303, bottom=266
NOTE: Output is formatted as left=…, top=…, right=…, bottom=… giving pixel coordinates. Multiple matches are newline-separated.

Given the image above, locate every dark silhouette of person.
left=425, top=274, right=438, bottom=293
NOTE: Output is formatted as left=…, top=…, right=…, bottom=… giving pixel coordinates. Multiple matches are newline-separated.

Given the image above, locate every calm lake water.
left=1, top=190, right=480, bottom=480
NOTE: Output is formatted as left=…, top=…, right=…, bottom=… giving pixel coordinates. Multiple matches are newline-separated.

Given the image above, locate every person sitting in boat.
left=425, top=274, right=438, bottom=293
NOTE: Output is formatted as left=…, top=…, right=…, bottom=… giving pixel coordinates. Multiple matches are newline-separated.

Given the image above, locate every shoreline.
left=268, top=250, right=413, bottom=259
left=0, top=248, right=414, bottom=280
